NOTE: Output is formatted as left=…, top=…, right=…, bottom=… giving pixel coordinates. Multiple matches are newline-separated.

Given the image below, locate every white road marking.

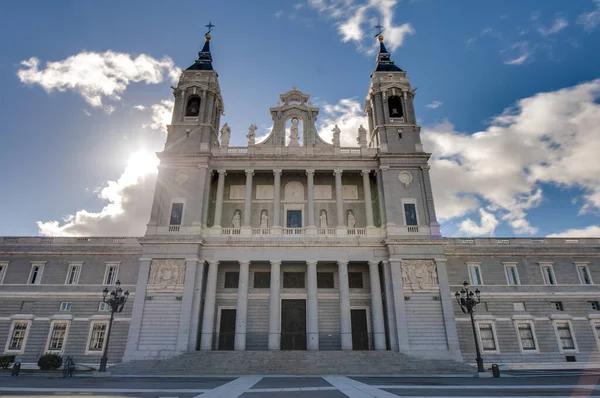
left=0, top=387, right=207, bottom=393
left=192, top=375, right=263, bottom=398
left=325, top=376, right=398, bottom=397
left=373, top=384, right=600, bottom=390
left=251, top=387, right=337, bottom=392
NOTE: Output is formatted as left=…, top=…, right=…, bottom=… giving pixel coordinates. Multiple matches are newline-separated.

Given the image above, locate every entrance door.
left=351, top=309, right=370, bottom=350
left=287, top=210, right=302, bottom=228
left=218, top=309, right=236, bottom=350
left=281, top=299, right=307, bottom=350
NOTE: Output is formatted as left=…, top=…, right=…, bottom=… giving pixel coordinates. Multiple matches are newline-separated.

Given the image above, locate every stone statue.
left=289, top=118, right=300, bottom=146
left=357, top=125, right=367, bottom=148
left=319, top=210, right=328, bottom=228
left=332, top=124, right=340, bottom=147
left=260, top=210, right=269, bottom=228
left=347, top=210, right=356, bottom=228
left=246, top=124, right=257, bottom=146
left=220, top=123, right=231, bottom=147
left=232, top=210, right=241, bottom=228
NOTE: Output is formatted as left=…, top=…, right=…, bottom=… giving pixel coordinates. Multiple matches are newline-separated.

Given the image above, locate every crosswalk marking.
left=192, top=375, right=263, bottom=398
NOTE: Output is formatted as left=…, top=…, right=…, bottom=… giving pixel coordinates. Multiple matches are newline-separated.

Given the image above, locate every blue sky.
left=1, top=0, right=600, bottom=237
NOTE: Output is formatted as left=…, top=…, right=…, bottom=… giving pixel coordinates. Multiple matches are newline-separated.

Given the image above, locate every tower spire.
left=187, top=22, right=216, bottom=71
left=374, top=34, right=403, bottom=72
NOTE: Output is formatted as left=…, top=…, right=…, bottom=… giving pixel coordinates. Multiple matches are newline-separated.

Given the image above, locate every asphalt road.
left=1, top=373, right=600, bottom=397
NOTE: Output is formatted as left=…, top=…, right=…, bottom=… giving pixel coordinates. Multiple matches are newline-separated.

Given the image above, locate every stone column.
left=242, top=169, right=254, bottom=233
left=368, top=261, right=386, bottom=350
left=334, top=169, right=345, bottom=231
left=213, top=170, right=226, bottom=228
left=306, top=169, right=316, bottom=233
left=268, top=260, right=281, bottom=350
left=203, top=94, right=214, bottom=124
left=382, top=261, right=398, bottom=351
left=123, top=258, right=152, bottom=360
left=434, top=258, right=461, bottom=360
left=306, top=260, right=319, bottom=350
left=200, top=260, right=219, bottom=350
left=272, top=169, right=282, bottom=233
left=187, top=260, right=206, bottom=350
left=198, top=90, right=206, bottom=122
left=201, top=170, right=213, bottom=228
left=376, top=168, right=387, bottom=226
left=176, top=258, right=199, bottom=352
left=235, top=260, right=250, bottom=350
left=362, top=170, right=375, bottom=229
left=192, top=165, right=208, bottom=230
left=389, top=259, right=410, bottom=351
left=338, top=261, right=352, bottom=350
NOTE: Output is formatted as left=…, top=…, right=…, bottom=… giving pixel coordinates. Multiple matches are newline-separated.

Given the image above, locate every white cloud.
left=503, top=42, right=532, bottom=65
left=578, top=0, right=600, bottom=31
left=82, top=109, right=91, bottom=116
left=422, top=79, right=600, bottom=235
left=275, top=10, right=284, bottom=18
left=538, top=17, right=569, bottom=36
left=547, top=225, right=600, bottom=238
left=317, top=98, right=367, bottom=146
left=307, top=0, right=414, bottom=54
left=148, top=99, right=174, bottom=133
left=17, top=51, right=180, bottom=111
left=426, top=100, right=443, bottom=109
left=133, top=105, right=146, bottom=111
left=37, top=151, right=159, bottom=237
left=459, top=209, right=499, bottom=236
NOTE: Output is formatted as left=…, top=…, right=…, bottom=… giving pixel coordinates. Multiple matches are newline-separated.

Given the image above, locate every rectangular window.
left=7, top=322, right=29, bottom=351
left=577, top=264, right=593, bottom=285
left=467, top=263, right=483, bottom=285
left=169, top=202, right=184, bottom=225
left=348, top=272, right=364, bottom=289
left=98, top=302, right=110, bottom=312
left=0, top=261, right=7, bottom=284
left=224, top=272, right=239, bottom=288
left=403, top=203, right=418, bottom=226
left=478, top=323, right=497, bottom=351
left=504, top=263, right=520, bottom=286
left=552, top=301, right=564, bottom=311
left=283, top=272, right=305, bottom=288
left=317, top=272, right=334, bottom=288
left=66, top=264, right=81, bottom=285
left=540, top=264, right=556, bottom=285
left=253, top=272, right=270, bottom=288
left=47, top=322, right=68, bottom=352
left=516, top=323, right=537, bottom=351
left=59, top=302, right=72, bottom=312
left=589, top=301, right=600, bottom=311
left=28, top=263, right=44, bottom=284
left=104, top=264, right=119, bottom=285
left=555, top=322, right=576, bottom=350
left=87, top=323, right=107, bottom=352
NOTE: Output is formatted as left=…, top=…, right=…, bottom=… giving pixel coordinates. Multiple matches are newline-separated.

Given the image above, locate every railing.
left=496, top=239, right=510, bottom=244
left=347, top=228, right=366, bottom=235
left=0, top=237, right=136, bottom=245
left=227, top=147, right=248, bottom=154
left=532, top=239, right=546, bottom=244
left=407, top=226, right=419, bottom=233
left=340, top=148, right=361, bottom=155
left=222, top=228, right=242, bottom=235
left=252, top=228, right=271, bottom=235
left=317, top=228, right=336, bottom=235
left=168, top=225, right=180, bottom=232
left=282, top=228, right=305, bottom=235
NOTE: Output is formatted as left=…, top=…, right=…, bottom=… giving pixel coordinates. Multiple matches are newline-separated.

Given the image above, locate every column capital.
left=273, top=169, right=283, bottom=176
left=207, top=260, right=220, bottom=266
left=337, top=260, right=349, bottom=267
left=217, top=169, right=227, bottom=175
left=306, top=169, right=315, bottom=176
left=379, top=166, right=390, bottom=171
left=185, top=258, right=200, bottom=263
left=269, top=260, right=282, bottom=266
left=197, top=164, right=209, bottom=169
left=306, top=260, right=318, bottom=267
left=245, top=169, right=254, bottom=176
left=420, top=165, right=431, bottom=171
left=361, top=169, right=372, bottom=176
left=238, top=260, right=251, bottom=266
left=333, top=168, right=343, bottom=176
left=368, top=260, right=380, bottom=267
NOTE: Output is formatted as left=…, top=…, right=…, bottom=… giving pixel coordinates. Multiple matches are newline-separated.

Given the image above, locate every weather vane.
left=374, top=22, right=385, bottom=38
left=205, top=21, right=215, bottom=36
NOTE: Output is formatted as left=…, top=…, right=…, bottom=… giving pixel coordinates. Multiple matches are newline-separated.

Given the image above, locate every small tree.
left=37, top=353, right=62, bottom=371
left=0, top=355, right=15, bottom=369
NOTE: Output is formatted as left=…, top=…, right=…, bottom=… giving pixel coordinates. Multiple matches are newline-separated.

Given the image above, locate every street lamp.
left=99, top=280, right=129, bottom=372
left=455, top=281, right=483, bottom=372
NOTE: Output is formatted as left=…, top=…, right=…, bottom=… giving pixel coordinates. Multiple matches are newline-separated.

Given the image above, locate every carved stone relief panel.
left=314, top=185, right=332, bottom=200
left=342, top=185, right=358, bottom=200
left=148, top=259, right=186, bottom=291
left=256, top=185, right=274, bottom=200
left=401, top=259, right=439, bottom=291
left=284, top=181, right=304, bottom=202
left=230, top=185, right=246, bottom=200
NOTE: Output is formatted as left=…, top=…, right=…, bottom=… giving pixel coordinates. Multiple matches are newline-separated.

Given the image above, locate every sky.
left=1, top=0, right=600, bottom=238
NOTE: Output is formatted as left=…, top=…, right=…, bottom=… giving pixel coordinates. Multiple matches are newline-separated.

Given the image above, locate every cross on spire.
left=205, top=21, right=215, bottom=35
left=374, top=22, right=385, bottom=38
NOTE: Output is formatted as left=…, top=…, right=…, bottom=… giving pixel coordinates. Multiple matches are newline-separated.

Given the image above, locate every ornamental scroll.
left=401, top=259, right=438, bottom=290
left=148, top=259, right=186, bottom=291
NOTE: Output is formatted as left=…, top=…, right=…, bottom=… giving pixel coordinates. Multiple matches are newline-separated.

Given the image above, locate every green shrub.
left=0, top=355, right=15, bottom=369
left=37, top=353, right=63, bottom=371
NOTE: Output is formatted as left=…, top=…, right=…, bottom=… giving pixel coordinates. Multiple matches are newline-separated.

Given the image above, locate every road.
left=1, top=373, right=600, bottom=397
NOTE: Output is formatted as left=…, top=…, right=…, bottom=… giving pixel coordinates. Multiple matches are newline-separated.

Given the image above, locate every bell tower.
left=365, top=36, right=421, bottom=154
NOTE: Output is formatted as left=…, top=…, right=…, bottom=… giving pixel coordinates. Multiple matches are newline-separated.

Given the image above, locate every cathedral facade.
left=1, top=34, right=599, bottom=371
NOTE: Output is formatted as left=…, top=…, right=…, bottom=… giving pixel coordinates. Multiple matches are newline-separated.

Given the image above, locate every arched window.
left=185, top=96, right=201, bottom=117
left=388, top=96, right=404, bottom=119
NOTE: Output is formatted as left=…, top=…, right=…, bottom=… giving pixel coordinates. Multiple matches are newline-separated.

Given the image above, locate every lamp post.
left=99, top=280, right=129, bottom=372
left=455, top=281, right=483, bottom=373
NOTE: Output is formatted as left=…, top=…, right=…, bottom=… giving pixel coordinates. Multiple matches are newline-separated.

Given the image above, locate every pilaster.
left=234, top=260, right=250, bottom=350
left=268, top=260, right=281, bottom=350
left=368, top=261, right=387, bottom=350
left=123, top=258, right=151, bottom=360
left=306, top=260, right=319, bottom=350
left=242, top=169, right=254, bottom=235
left=200, top=260, right=219, bottom=350
left=176, top=258, right=199, bottom=352
left=389, top=259, right=410, bottom=352
left=306, top=169, right=316, bottom=234
left=212, top=170, right=226, bottom=229
left=338, top=261, right=352, bottom=350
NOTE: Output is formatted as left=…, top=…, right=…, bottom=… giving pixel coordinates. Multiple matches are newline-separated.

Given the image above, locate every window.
left=253, top=272, right=270, bottom=288
left=477, top=322, right=498, bottom=352
left=552, top=301, right=564, bottom=311
left=317, top=272, right=334, bottom=289
left=467, top=263, right=483, bottom=285
left=65, top=263, right=82, bottom=285
left=554, top=321, right=576, bottom=351
left=504, top=263, right=520, bottom=285
left=46, top=322, right=69, bottom=353
left=185, top=95, right=201, bottom=117
left=513, top=302, right=526, bottom=311
left=98, top=302, right=110, bottom=312
left=104, top=263, right=119, bottom=285
left=577, top=263, right=593, bottom=285
left=28, top=262, right=45, bottom=284
left=588, top=301, right=600, bottom=311
left=224, top=272, right=239, bottom=288
left=516, top=322, right=537, bottom=352
left=348, top=272, right=364, bottom=289
left=540, top=263, right=556, bottom=285
left=87, top=322, right=107, bottom=353
left=283, top=272, right=305, bottom=288
left=388, top=95, right=404, bottom=119
left=59, top=302, right=72, bottom=312
left=169, top=202, right=184, bottom=226
left=5, top=321, right=30, bottom=353
left=0, top=261, right=8, bottom=284
left=403, top=203, right=418, bottom=226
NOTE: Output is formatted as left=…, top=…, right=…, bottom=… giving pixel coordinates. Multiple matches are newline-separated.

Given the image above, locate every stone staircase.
left=110, top=351, right=474, bottom=375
